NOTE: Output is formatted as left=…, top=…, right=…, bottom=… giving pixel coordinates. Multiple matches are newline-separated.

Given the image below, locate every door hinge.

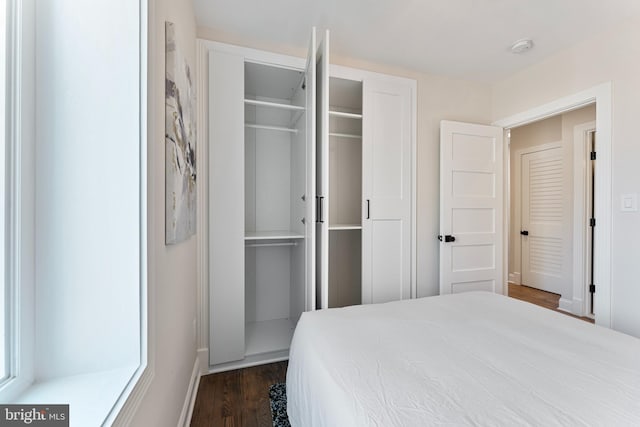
left=302, top=78, right=306, bottom=90
left=590, top=218, right=596, bottom=227
left=590, top=151, right=596, bottom=160
left=589, top=284, right=596, bottom=293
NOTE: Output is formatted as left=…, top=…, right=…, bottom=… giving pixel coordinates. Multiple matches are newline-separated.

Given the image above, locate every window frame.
left=1, top=0, right=36, bottom=400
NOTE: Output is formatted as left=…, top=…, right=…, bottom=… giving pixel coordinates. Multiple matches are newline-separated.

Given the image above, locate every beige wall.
left=198, top=27, right=494, bottom=298
left=493, top=16, right=640, bottom=337
left=130, top=0, right=198, bottom=425
left=508, top=106, right=595, bottom=303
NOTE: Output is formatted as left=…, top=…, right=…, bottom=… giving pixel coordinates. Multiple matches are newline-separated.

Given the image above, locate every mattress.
left=286, top=292, right=640, bottom=426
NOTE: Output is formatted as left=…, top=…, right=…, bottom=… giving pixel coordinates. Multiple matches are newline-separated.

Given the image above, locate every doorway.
left=507, top=105, right=596, bottom=319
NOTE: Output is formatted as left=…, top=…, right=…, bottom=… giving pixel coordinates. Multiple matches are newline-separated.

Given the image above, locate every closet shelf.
left=244, top=98, right=305, bottom=111
left=329, top=224, right=362, bottom=231
left=329, top=132, right=361, bottom=140
left=245, top=123, right=298, bottom=134
left=329, top=110, right=362, bottom=119
left=245, top=231, right=305, bottom=240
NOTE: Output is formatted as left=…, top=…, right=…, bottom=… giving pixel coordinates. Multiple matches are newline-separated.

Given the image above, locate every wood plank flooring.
left=190, top=361, right=287, bottom=427
left=508, top=283, right=594, bottom=323
left=191, top=285, right=593, bottom=426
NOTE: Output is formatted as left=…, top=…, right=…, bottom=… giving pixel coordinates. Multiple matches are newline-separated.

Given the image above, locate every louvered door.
left=521, top=146, right=570, bottom=294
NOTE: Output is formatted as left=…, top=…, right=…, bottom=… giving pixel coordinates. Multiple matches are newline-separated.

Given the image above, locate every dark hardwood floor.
left=190, top=361, right=287, bottom=427
left=191, top=285, right=592, bottom=426
left=508, top=283, right=594, bottom=323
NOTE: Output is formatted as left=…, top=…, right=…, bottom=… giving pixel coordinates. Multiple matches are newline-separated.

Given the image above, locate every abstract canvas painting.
left=165, top=21, right=196, bottom=244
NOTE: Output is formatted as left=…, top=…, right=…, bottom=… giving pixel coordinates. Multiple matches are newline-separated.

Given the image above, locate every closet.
left=208, top=40, right=316, bottom=368
left=207, top=30, right=415, bottom=371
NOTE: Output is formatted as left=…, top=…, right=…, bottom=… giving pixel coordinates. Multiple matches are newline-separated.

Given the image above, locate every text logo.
left=0, top=405, right=68, bottom=427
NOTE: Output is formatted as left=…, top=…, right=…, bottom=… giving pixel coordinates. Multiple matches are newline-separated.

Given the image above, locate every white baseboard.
left=558, top=297, right=573, bottom=313
left=197, top=347, right=209, bottom=375
left=571, top=298, right=585, bottom=317
left=178, top=357, right=201, bottom=427
left=508, top=272, right=521, bottom=285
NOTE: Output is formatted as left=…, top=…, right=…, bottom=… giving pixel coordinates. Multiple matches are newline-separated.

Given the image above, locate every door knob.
left=438, top=235, right=456, bottom=242
left=520, top=230, right=529, bottom=236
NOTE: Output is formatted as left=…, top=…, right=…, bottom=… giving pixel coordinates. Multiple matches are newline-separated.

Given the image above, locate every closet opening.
left=244, top=61, right=307, bottom=357
left=327, top=77, right=363, bottom=308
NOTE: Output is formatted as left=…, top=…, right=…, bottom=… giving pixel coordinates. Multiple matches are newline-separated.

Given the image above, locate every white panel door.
left=362, top=78, right=412, bottom=304
left=439, top=121, right=503, bottom=295
left=521, top=146, right=570, bottom=294
left=316, top=30, right=330, bottom=309
left=209, top=51, right=245, bottom=365
left=305, top=28, right=317, bottom=312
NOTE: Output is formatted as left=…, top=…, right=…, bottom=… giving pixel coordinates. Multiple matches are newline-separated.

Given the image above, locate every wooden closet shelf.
left=245, top=231, right=305, bottom=240
left=245, top=123, right=298, bottom=134
left=244, top=98, right=305, bottom=111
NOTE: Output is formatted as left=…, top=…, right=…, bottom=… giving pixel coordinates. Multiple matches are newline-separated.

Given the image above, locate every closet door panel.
left=362, top=78, right=412, bottom=304
left=315, top=30, right=330, bottom=309
left=304, top=28, right=317, bottom=313
left=209, top=51, right=245, bottom=365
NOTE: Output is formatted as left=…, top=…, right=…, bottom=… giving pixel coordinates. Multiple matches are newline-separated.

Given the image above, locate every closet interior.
left=327, top=77, right=363, bottom=308
left=243, top=62, right=307, bottom=357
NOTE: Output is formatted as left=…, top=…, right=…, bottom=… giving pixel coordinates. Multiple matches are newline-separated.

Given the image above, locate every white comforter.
left=286, top=292, right=640, bottom=426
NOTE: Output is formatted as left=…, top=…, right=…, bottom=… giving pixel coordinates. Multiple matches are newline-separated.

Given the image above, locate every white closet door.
left=316, top=30, right=330, bottom=309
left=305, top=28, right=317, bottom=311
left=209, top=51, right=245, bottom=365
left=439, top=121, right=503, bottom=295
left=362, top=78, right=412, bottom=304
left=521, top=146, right=570, bottom=295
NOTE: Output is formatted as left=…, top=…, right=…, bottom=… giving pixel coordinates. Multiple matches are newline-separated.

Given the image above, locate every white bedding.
left=286, top=292, right=640, bottom=426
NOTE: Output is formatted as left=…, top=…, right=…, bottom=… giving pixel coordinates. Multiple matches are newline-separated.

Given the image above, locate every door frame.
left=494, top=82, right=612, bottom=328
left=573, top=121, right=596, bottom=318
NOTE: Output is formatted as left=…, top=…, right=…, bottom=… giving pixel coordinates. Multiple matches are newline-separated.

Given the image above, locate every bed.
left=286, top=292, right=640, bottom=426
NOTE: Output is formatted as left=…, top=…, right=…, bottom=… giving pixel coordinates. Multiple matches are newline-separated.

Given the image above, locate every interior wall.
left=198, top=26, right=494, bottom=298
left=130, top=0, right=199, bottom=425
left=508, top=106, right=595, bottom=303
left=493, top=16, right=640, bottom=337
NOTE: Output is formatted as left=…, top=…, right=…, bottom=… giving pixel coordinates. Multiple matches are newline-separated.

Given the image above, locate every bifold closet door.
left=316, top=30, right=330, bottom=309
left=305, top=28, right=318, bottom=312
left=362, top=79, right=412, bottom=304
left=209, top=51, right=245, bottom=365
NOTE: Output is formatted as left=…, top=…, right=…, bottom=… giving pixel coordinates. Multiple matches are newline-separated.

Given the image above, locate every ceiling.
left=194, top=0, right=640, bottom=82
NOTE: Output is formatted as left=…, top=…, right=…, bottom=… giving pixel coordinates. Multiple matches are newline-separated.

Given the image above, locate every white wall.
left=493, top=16, right=640, bottom=337
left=34, top=0, right=140, bottom=379
left=197, top=26, right=494, bottom=298
left=129, top=0, right=199, bottom=425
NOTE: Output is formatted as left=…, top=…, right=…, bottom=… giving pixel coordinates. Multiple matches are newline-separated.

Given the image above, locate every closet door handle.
left=366, top=199, right=370, bottom=219
left=318, top=196, right=325, bottom=223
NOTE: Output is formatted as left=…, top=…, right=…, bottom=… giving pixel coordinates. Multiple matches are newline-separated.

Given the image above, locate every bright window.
left=0, top=0, right=7, bottom=381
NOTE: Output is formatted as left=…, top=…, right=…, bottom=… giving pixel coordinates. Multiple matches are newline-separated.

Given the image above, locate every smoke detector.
left=510, top=39, right=534, bottom=54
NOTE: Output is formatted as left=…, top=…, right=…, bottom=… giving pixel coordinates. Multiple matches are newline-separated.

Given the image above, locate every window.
left=0, top=1, right=147, bottom=423
left=1, top=0, right=7, bottom=381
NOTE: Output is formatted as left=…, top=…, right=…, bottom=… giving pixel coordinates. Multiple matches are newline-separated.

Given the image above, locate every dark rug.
left=269, top=383, right=291, bottom=427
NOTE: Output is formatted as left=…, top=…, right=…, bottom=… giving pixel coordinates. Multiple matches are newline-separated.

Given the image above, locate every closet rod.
left=329, top=132, right=361, bottom=140
left=245, top=242, right=298, bottom=248
left=329, top=110, right=363, bottom=119
left=244, top=99, right=305, bottom=111
left=245, top=123, right=298, bottom=134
